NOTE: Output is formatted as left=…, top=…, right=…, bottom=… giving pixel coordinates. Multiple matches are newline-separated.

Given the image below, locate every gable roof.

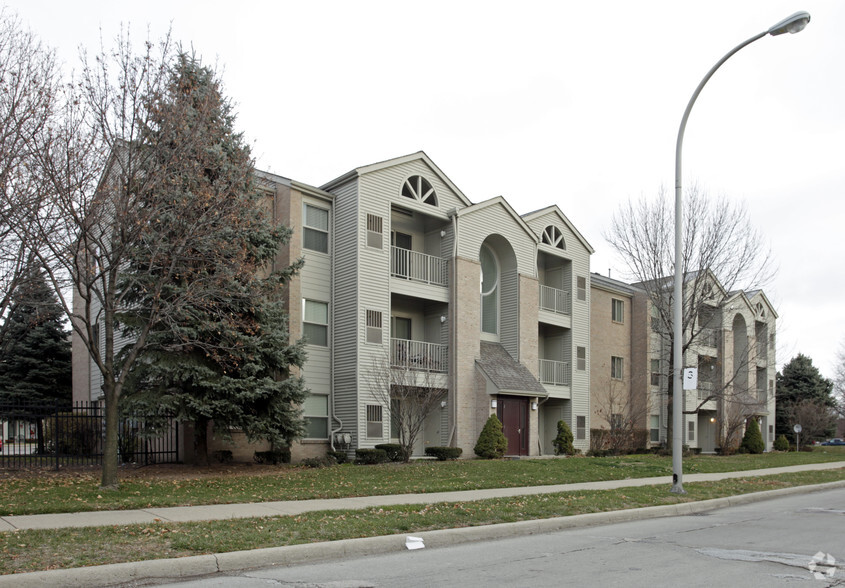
left=522, top=205, right=595, bottom=254
left=453, top=196, right=539, bottom=245
left=476, top=342, right=548, bottom=397
left=319, top=151, right=472, bottom=207
left=746, top=290, right=779, bottom=319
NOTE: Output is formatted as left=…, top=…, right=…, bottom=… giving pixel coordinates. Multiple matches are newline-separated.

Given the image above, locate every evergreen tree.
left=740, top=418, right=764, bottom=454
left=553, top=419, right=575, bottom=456
left=776, top=354, right=835, bottom=437
left=120, top=53, right=306, bottom=464
left=0, top=267, right=71, bottom=406
left=474, top=414, right=508, bottom=459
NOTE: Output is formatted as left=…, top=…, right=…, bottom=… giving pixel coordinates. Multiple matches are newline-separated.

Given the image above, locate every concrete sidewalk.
left=2, top=461, right=845, bottom=588
left=2, top=460, right=844, bottom=532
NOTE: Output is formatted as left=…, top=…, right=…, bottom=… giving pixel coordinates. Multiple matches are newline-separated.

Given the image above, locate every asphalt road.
left=158, top=486, right=845, bottom=588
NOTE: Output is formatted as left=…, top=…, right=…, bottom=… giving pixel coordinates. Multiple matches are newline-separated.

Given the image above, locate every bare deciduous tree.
left=591, top=377, right=648, bottom=453
left=834, top=340, right=845, bottom=421
left=367, top=352, right=446, bottom=462
left=0, top=9, right=58, bottom=337
left=783, top=398, right=836, bottom=444
left=605, top=186, right=775, bottom=444
left=607, top=185, right=774, bottom=362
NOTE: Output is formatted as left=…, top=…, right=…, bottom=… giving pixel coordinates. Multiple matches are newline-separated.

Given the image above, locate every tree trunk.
left=193, top=416, right=210, bottom=466
left=100, top=385, right=120, bottom=489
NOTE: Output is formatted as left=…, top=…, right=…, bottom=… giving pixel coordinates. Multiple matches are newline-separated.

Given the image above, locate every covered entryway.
left=498, top=395, right=529, bottom=456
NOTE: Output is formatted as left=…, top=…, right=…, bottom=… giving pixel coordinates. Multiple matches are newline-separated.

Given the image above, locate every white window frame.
left=303, top=299, right=329, bottom=347
left=611, top=356, right=624, bottom=380
left=611, top=298, right=624, bottom=323
left=480, top=244, right=500, bottom=337
left=303, top=203, right=329, bottom=254
left=366, top=404, right=384, bottom=438
left=303, top=394, right=329, bottom=439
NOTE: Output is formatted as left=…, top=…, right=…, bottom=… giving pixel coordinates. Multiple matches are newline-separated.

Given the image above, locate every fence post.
left=54, top=403, right=60, bottom=471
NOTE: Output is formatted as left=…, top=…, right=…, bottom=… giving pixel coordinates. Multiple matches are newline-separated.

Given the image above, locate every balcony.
left=700, top=328, right=719, bottom=348
left=390, top=339, right=448, bottom=373
left=539, top=285, right=571, bottom=316
left=697, top=380, right=714, bottom=402
left=757, top=388, right=767, bottom=403
left=757, top=341, right=768, bottom=362
left=539, top=359, right=571, bottom=386
left=391, top=247, right=447, bottom=287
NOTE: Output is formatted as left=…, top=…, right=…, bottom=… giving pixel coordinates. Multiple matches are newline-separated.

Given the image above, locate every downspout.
left=447, top=211, right=458, bottom=447
left=328, top=198, right=341, bottom=451
left=537, top=395, right=551, bottom=454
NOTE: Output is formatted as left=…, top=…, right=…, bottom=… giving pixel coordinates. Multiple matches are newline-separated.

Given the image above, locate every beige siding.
left=456, top=203, right=535, bottom=276
left=327, top=178, right=360, bottom=445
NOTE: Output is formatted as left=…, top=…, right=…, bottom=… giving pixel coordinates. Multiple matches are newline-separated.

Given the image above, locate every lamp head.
left=768, top=11, right=811, bottom=36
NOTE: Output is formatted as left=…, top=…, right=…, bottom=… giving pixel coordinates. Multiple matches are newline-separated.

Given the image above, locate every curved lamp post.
left=671, top=11, right=810, bottom=494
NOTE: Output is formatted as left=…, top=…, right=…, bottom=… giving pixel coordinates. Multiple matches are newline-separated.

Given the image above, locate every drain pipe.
left=446, top=210, right=458, bottom=447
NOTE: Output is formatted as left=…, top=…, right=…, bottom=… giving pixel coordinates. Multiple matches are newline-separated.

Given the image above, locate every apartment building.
left=71, top=151, right=595, bottom=460
left=276, top=152, right=595, bottom=458
left=589, top=270, right=777, bottom=453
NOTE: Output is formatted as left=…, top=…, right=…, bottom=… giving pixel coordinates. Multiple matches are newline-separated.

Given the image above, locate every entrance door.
left=498, top=396, right=529, bottom=456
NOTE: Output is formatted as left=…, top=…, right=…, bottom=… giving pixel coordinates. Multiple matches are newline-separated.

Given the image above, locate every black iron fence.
left=0, top=400, right=179, bottom=469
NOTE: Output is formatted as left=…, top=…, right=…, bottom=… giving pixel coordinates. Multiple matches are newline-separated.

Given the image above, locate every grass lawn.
left=2, top=468, right=844, bottom=575
left=1, top=447, right=844, bottom=516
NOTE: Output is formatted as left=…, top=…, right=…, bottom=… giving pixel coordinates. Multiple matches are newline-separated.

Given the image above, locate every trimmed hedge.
left=355, top=448, right=389, bottom=465
left=327, top=450, right=349, bottom=464
left=425, top=446, right=463, bottom=461
left=253, top=448, right=291, bottom=465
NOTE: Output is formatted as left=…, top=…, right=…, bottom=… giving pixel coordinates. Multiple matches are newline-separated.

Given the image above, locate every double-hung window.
left=611, top=356, right=624, bottom=380
left=611, top=298, right=624, bottom=323
left=303, top=394, right=329, bottom=439
left=303, top=300, right=328, bottom=346
left=303, top=204, right=329, bottom=253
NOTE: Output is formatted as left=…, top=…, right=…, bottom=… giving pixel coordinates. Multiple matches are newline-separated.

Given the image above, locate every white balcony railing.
left=700, top=328, right=719, bottom=348
left=539, top=359, right=571, bottom=386
left=697, top=380, right=714, bottom=401
left=539, top=285, right=571, bottom=316
left=390, top=339, right=448, bottom=373
left=391, top=247, right=447, bottom=287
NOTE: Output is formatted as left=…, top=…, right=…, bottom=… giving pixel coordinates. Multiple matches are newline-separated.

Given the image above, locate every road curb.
left=4, top=479, right=845, bottom=587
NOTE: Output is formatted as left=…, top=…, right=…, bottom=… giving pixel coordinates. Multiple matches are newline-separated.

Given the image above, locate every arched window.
left=541, top=225, right=565, bottom=250
left=401, top=175, right=437, bottom=206
left=480, top=244, right=499, bottom=335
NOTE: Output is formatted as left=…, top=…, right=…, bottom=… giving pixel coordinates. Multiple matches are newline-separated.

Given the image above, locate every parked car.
left=821, top=438, right=845, bottom=446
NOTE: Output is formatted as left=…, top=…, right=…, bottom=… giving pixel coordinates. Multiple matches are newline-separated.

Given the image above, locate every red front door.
left=498, top=396, right=528, bottom=456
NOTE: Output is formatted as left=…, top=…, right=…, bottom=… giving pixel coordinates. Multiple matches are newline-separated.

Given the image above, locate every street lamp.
left=671, top=11, right=810, bottom=494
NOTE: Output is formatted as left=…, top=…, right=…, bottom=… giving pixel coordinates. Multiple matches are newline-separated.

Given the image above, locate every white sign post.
left=683, top=368, right=698, bottom=390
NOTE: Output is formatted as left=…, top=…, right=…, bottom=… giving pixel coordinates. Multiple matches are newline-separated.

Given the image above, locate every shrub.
left=253, top=448, right=291, bottom=465
left=773, top=435, right=789, bottom=451
left=474, top=414, right=508, bottom=459
left=301, top=456, right=333, bottom=468
left=553, top=420, right=575, bottom=456
left=213, top=450, right=233, bottom=463
left=375, top=443, right=407, bottom=462
left=327, top=450, right=349, bottom=464
left=44, top=412, right=100, bottom=456
left=800, top=443, right=815, bottom=452
left=740, top=419, right=765, bottom=454
left=355, top=448, right=388, bottom=465
left=425, top=446, right=463, bottom=461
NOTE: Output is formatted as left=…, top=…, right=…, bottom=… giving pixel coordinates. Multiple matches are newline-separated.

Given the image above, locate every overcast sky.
left=6, top=0, right=844, bottom=378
